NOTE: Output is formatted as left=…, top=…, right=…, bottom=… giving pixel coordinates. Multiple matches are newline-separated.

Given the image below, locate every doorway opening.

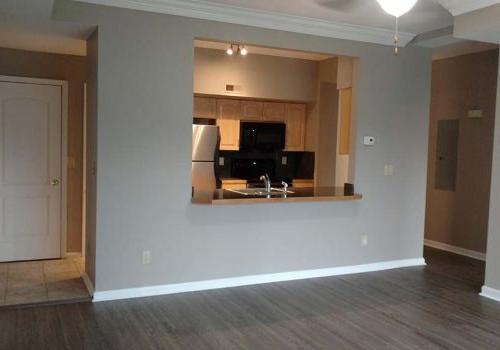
left=423, top=48, right=499, bottom=288
left=0, top=52, right=90, bottom=306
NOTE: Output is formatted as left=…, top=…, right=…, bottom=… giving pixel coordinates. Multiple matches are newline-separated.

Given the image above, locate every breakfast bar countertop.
left=192, top=187, right=362, bottom=205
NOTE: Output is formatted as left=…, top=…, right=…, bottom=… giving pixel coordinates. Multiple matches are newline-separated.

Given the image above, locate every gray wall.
left=425, top=50, right=498, bottom=254
left=194, top=47, right=318, bottom=101
left=54, top=0, right=432, bottom=292
left=485, top=59, right=500, bottom=291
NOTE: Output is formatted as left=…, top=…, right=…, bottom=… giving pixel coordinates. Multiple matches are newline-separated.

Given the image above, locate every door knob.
left=51, top=179, right=60, bottom=186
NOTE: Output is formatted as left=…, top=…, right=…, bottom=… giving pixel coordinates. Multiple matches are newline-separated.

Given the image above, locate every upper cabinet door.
left=339, top=88, right=352, bottom=155
left=285, top=104, right=306, bottom=151
left=263, top=102, right=286, bottom=122
left=240, top=101, right=263, bottom=121
left=337, top=57, right=353, bottom=90
left=194, top=96, right=216, bottom=119
left=216, top=99, right=241, bottom=151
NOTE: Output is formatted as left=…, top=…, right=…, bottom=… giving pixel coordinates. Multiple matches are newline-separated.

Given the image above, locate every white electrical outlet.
left=384, top=165, right=395, bottom=176
left=142, top=250, right=152, bottom=265
left=361, top=235, right=368, bottom=247
left=282, top=156, right=287, bottom=165
left=219, top=157, right=225, bottom=166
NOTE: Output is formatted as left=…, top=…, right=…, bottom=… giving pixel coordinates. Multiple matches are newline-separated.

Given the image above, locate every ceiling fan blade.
left=316, top=0, right=366, bottom=12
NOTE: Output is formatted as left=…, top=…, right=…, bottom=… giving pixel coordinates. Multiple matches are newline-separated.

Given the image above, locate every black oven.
left=240, top=122, right=286, bottom=151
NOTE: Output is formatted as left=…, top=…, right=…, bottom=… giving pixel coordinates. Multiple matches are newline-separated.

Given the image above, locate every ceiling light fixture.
left=376, top=0, right=418, bottom=55
left=226, top=44, right=248, bottom=56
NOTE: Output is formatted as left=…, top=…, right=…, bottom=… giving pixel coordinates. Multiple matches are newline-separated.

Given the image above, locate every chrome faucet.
left=281, top=181, right=289, bottom=193
left=260, top=173, right=271, bottom=192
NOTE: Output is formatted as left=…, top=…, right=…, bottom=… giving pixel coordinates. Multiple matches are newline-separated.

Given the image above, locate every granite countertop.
left=192, top=187, right=362, bottom=205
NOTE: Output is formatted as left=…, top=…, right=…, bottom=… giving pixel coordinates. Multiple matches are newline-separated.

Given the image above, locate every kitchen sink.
left=226, top=188, right=294, bottom=197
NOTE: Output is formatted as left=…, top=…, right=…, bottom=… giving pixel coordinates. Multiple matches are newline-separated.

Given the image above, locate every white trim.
left=61, top=82, right=69, bottom=258
left=75, top=0, right=415, bottom=47
left=92, top=258, right=426, bottom=302
left=424, top=239, right=486, bottom=261
left=81, top=272, right=95, bottom=296
left=0, top=75, right=69, bottom=260
left=438, top=0, right=500, bottom=16
left=0, top=75, right=67, bottom=86
left=82, top=83, right=87, bottom=257
left=480, top=286, right=500, bottom=302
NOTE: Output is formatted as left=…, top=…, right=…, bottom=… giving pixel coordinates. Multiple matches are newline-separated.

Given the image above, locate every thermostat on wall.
left=363, top=136, right=375, bottom=146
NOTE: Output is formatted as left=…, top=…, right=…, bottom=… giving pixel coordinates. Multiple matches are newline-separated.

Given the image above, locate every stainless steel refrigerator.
left=192, top=124, right=219, bottom=192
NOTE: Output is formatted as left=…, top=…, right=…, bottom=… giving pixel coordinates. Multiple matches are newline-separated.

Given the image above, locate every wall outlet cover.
left=142, top=250, right=152, bottom=265
left=384, top=165, right=395, bottom=176
left=219, top=157, right=225, bottom=166
left=361, top=235, right=369, bottom=246
left=281, top=156, right=287, bottom=165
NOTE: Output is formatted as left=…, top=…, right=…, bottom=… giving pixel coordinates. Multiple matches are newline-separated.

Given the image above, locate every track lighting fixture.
left=226, top=44, right=249, bottom=56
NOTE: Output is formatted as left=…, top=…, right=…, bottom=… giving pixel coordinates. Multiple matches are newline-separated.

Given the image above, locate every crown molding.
left=438, top=0, right=500, bottom=16
left=74, top=0, right=416, bottom=46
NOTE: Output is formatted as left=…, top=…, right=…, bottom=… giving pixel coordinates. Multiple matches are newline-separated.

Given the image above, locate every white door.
left=0, top=81, right=62, bottom=262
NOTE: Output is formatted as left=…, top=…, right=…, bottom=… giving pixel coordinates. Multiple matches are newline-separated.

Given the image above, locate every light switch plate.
left=384, top=165, right=395, bottom=176
left=67, top=157, right=77, bottom=169
left=363, top=136, right=375, bottom=146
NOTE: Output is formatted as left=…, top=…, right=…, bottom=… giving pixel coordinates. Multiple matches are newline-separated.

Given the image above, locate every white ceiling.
left=204, top=0, right=453, bottom=34
left=0, top=0, right=55, bottom=19
left=0, top=0, right=90, bottom=56
left=0, top=14, right=90, bottom=56
left=438, top=0, right=500, bottom=16
left=0, top=0, right=498, bottom=56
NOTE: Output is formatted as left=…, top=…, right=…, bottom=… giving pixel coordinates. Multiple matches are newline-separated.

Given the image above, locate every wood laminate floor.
left=1, top=247, right=500, bottom=350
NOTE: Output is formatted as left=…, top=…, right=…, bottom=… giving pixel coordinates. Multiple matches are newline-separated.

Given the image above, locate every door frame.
left=0, top=75, right=69, bottom=258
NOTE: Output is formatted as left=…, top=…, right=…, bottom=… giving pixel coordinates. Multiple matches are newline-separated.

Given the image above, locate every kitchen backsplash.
left=216, top=150, right=315, bottom=180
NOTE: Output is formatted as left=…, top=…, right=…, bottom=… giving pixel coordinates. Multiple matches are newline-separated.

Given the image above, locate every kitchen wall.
left=194, top=47, right=318, bottom=101
left=54, top=0, right=431, bottom=292
left=425, top=49, right=499, bottom=254
left=484, top=52, right=500, bottom=292
left=305, top=57, right=338, bottom=186
left=0, top=47, right=86, bottom=253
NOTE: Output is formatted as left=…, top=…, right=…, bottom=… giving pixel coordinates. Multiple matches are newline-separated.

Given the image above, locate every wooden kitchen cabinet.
left=240, top=101, right=263, bottom=121
left=339, top=88, right=352, bottom=155
left=217, top=99, right=241, bottom=150
left=285, top=104, right=306, bottom=151
left=221, top=179, right=248, bottom=190
left=292, top=179, right=314, bottom=188
left=263, top=102, right=286, bottom=121
left=193, top=96, right=216, bottom=119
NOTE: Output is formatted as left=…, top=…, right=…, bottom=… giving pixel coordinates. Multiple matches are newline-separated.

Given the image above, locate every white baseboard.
left=93, top=257, right=426, bottom=302
left=480, top=286, right=500, bottom=303
left=424, top=239, right=486, bottom=261
left=81, top=272, right=95, bottom=297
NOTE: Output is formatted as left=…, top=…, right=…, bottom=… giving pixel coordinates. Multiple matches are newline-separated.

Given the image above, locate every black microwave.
left=240, top=122, right=286, bottom=151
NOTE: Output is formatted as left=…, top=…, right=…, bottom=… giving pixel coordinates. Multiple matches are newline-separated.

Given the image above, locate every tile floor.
left=0, top=257, right=90, bottom=307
